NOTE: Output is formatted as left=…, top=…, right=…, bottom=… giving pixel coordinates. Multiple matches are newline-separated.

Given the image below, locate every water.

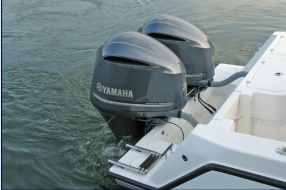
left=2, top=0, right=286, bottom=189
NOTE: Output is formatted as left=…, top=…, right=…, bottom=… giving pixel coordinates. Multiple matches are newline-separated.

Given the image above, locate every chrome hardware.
left=108, top=160, right=147, bottom=174
left=187, top=88, right=196, bottom=96
left=251, top=43, right=261, bottom=55
left=160, top=142, right=174, bottom=158
left=276, top=146, right=286, bottom=156
left=109, top=142, right=175, bottom=174
left=126, top=144, right=160, bottom=155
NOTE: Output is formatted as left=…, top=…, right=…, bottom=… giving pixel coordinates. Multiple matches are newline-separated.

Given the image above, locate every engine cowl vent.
left=104, top=56, right=150, bottom=67
left=148, top=33, right=186, bottom=42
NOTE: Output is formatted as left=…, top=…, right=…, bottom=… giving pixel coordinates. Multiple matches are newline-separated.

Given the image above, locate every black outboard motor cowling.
left=90, top=32, right=187, bottom=138
left=139, top=15, right=215, bottom=86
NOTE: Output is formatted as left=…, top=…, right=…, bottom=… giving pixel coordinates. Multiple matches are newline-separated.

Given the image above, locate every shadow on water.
left=2, top=0, right=286, bottom=189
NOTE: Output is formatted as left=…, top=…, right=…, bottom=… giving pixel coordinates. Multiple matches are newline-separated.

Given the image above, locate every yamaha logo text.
left=96, top=83, right=133, bottom=98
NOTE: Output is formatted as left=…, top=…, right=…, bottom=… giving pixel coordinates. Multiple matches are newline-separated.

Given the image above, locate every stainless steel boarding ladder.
left=108, top=142, right=174, bottom=174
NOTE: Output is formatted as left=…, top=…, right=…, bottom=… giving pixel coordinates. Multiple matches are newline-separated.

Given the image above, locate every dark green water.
left=2, top=0, right=286, bottom=189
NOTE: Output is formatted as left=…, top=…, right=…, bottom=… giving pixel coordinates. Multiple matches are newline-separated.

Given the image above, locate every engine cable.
left=167, top=122, right=184, bottom=140
left=198, top=95, right=213, bottom=115
left=197, top=89, right=216, bottom=115
left=198, top=93, right=216, bottom=112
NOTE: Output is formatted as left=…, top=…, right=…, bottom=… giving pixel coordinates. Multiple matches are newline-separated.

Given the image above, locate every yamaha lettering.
left=97, top=83, right=133, bottom=98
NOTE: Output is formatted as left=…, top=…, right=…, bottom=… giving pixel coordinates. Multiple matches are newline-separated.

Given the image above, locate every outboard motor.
left=139, top=15, right=248, bottom=114
left=90, top=31, right=188, bottom=139
left=139, top=14, right=215, bottom=88
left=90, top=18, right=247, bottom=138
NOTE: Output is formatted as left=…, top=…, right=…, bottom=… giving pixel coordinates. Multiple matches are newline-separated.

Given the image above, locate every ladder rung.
left=144, top=154, right=160, bottom=171
left=140, top=154, right=155, bottom=170
left=139, top=154, right=153, bottom=169
left=109, top=142, right=175, bottom=175
left=145, top=156, right=160, bottom=172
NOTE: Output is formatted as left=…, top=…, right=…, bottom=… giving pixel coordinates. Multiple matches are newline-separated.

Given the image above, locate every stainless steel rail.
left=108, top=159, right=147, bottom=174
left=160, top=142, right=174, bottom=158
left=108, top=142, right=174, bottom=174
left=126, top=144, right=160, bottom=155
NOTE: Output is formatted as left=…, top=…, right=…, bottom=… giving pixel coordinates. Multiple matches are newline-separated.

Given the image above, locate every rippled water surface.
left=2, top=0, right=286, bottom=189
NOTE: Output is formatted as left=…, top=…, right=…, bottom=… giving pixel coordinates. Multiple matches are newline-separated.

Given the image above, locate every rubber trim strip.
left=108, top=163, right=286, bottom=189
